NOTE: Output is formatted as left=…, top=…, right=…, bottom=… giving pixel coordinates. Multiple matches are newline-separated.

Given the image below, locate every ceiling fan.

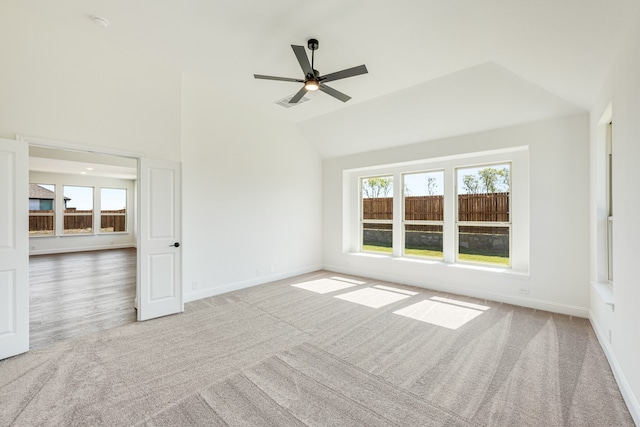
left=254, top=38, right=368, bottom=104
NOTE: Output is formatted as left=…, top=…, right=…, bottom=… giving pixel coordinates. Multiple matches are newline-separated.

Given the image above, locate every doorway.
left=28, top=146, right=139, bottom=349
left=0, top=136, right=183, bottom=360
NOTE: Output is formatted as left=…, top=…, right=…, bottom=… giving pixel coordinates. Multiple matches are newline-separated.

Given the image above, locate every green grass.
left=458, top=253, right=510, bottom=266
left=362, top=245, right=392, bottom=253
left=404, top=248, right=444, bottom=258
left=363, top=245, right=443, bottom=259
left=362, top=245, right=510, bottom=266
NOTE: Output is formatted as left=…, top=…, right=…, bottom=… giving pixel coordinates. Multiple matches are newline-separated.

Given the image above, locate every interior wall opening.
left=28, top=145, right=139, bottom=349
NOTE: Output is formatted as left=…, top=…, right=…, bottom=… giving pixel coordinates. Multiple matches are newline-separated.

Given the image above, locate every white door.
left=0, top=138, right=29, bottom=360
left=137, top=158, right=183, bottom=321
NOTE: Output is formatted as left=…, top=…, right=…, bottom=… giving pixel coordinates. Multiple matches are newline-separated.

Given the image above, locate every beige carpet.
left=0, top=271, right=634, bottom=426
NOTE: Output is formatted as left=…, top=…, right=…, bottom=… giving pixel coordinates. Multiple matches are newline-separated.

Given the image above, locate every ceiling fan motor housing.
left=307, top=38, right=319, bottom=51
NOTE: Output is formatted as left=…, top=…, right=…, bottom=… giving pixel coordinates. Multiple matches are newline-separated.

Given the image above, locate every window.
left=100, top=188, right=127, bottom=233
left=403, top=171, right=444, bottom=259
left=361, top=176, right=393, bottom=253
left=29, top=184, right=55, bottom=236
left=606, top=122, right=613, bottom=282
left=456, top=164, right=510, bottom=266
left=63, top=186, right=94, bottom=234
left=347, top=148, right=528, bottom=272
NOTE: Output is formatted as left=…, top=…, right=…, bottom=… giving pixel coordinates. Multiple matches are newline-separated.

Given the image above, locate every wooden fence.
left=363, top=193, right=509, bottom=222
left=28, top=209, right=126, bottom=233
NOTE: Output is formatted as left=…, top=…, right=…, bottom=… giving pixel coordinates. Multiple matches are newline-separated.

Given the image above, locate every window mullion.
left=392, top=172, right=402, bottom=257
left=443, top=166, right=456, bottom=263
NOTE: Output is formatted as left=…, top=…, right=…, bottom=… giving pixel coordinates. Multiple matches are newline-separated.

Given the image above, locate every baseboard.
left=323, top=264, right=590, bottom=318
left=29, top=243, right=136, bottom=256
left=590, top=311, right=640, bottom=426
left=183, top=265, right=323, bottom=303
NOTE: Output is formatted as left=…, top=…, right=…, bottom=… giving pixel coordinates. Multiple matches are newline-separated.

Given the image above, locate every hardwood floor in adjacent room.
left=29, top=248, right=137, bottom=350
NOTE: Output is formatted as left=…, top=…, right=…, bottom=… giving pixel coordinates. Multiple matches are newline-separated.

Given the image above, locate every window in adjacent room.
left=29, top=184, right=55, bottom=236
left=403, top=170, right=444, bottom=259
left=361, top=175, right=394, bottom=253
left=63, top=185, right=94, bottom=234
left=456, top=164, right=511, bottom=266
left=100, top=188, right=127, bottom=233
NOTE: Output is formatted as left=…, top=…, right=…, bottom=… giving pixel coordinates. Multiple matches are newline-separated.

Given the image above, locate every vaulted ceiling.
left=8, top=0, right=639, bottom=158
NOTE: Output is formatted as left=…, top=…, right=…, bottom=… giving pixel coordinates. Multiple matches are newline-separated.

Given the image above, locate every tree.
left=427, top=177, right=438, bottom=196
left=362, top=177, right=393, bottom=198
left=499, top=167, right=510, bottom=190
left=474, top=167, right=510, bottom=193
left=478, top=168, right=500, bottom=193
left=461, top=175, right=481, bottom=194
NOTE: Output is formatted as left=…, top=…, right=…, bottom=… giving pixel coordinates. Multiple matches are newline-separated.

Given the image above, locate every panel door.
left=137, top=158, right=183, bottom=321
left=0, top=138, right=29, bottom=359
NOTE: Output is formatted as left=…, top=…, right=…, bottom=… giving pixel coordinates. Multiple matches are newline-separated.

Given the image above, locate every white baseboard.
left=29, top=243, right=136, bottom=256
left=323, top=264, right=590, bottom=318
left=590, top=311, right=640, bottom=426
left=183, top=265, right=323, bottom=303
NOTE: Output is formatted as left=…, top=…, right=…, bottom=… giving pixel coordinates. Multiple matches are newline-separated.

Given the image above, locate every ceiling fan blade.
left=319, top=65, right=368, bottom=83
left=319, top=83, right=351, bottom=103
left=254, top=74, right=304, bottom=83
left=289, top=86, right=308, bottom=104
left=292, top=45, right=314, bottom=77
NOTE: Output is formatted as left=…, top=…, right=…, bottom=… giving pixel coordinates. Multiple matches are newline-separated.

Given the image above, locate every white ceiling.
left=29, top=147, right=137, bottom=179
left=8, top=0, right=639, bottom=158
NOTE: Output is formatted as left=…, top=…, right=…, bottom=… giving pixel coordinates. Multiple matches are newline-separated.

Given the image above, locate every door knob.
left=171, top=242, right=180, bottom=247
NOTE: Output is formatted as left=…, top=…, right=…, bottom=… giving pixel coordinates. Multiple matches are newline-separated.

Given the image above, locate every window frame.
left=28, top=183, right=56, bottom=237
left=455, top=162, right=512, bottom=267
left=99, top=187, right=128, bottom=234
left=606, top=122, right=613, bottom=283
left=62, top=185, right=95, bottom=235
left=402, top=170, right=445, bottom=260
left=360, top=175, right=394, bottom=254
left=346, top=147, right=529, bottom=273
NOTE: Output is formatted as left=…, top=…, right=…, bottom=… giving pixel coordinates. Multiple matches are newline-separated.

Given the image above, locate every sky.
left=364, top=163, right=510, bottom=197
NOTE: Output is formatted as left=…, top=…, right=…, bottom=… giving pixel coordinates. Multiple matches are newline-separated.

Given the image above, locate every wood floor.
left=29, top=248, right=137, bottom=350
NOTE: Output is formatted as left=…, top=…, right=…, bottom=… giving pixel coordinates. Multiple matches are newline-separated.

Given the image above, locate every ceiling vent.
left=274, top=94, right=310, bottom=108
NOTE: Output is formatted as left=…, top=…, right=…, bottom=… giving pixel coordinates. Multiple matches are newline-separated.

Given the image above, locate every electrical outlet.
left=608, top=329, right=613, bottom=344
left=31, top=245, right=36, bottom=250
left=191, top=281, right=198, bottom=290
left=518, top=287, right=530, bottom=295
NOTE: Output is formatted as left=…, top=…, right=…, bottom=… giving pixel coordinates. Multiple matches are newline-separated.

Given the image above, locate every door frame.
left=18, top=134, right=182, bottom=325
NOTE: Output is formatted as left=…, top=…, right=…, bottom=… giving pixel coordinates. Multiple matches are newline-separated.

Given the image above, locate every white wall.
left=0, top=4, right=182, bottom=161
left=180, top=73, right=323, bottom=300
left=0, top=4, right=324, bottom=301
left=28, top=171, right=136, bottom=255
left=324, top=114, right=590, bottom=316
left=589, top=8, right=640, bottom=423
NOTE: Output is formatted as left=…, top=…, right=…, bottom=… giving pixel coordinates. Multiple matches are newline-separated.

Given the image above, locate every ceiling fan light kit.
left=254, top=38, right=368, bottom=104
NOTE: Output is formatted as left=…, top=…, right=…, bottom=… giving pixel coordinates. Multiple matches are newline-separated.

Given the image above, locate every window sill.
left=349, top=251, right=530, bottom=278
left=591, top=281, right=615, bottom=310
left=98, top=232, right=129, bottom=235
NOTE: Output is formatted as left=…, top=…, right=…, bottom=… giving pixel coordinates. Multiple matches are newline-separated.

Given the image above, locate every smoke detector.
left=91, top=15, right=110, bottom=28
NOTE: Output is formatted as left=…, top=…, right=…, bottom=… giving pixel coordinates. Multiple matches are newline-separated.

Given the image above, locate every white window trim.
left=454, top=161, right=512, bottom=267
left=359, top=175, right=394, bottom=255
left=346, top=147, right=529, bottom=275
left=401, top=170, right=445, bottom=260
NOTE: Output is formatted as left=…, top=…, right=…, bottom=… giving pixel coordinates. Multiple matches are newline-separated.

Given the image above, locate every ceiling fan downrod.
left=308, top=38, right=319, bottom=78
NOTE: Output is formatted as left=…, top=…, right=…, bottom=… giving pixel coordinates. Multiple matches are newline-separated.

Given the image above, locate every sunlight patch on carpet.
left=393, top=298, right=486, bottom=329
left=292, top=278, right=357, bottom=294
left=334, top=287, right=411, bottom=308
left=373, top=285, right=419, bottom=296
